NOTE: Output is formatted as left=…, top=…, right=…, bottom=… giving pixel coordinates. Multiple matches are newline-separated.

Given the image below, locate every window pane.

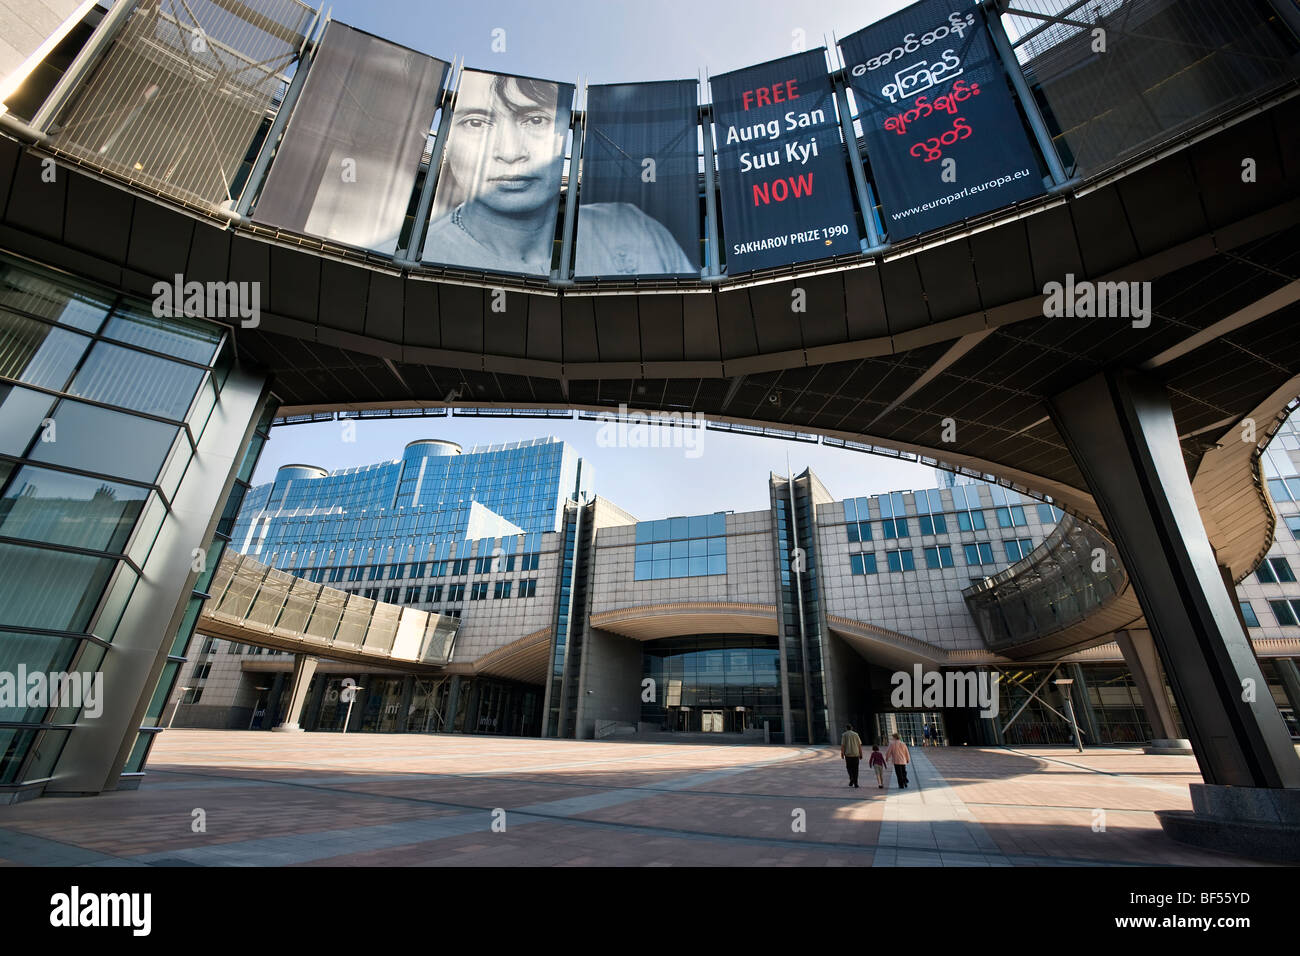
left=844, top=499, right=857, bottom=521
left=1270, top=600, right=1297, bottom=626
left=708, top=513, right=726, bottom=536
left=688, top=514, right=709, bottom=537
left=0, top=311, right=90, bottom=390
left=707, top=554, right=726, bottom=575
left=69, top=342, right=204, bottom=420
left=669, top=517, right=689, bottom=539
left=30, top=400, right=179, bottom=483
left=1239, top=602, right=1260, bottom=627
left=707, top=536, right=726, bottom=555
left=0, top=467, right=148, bottom=553
left=102, top=309, right=222, bottom=365
left=688, top=555, right=707, bottom=576
left=0, top=384, right=56, bottom=455
left=846, top=522, right=859, bottom=542
left=0, top=542, right=115, bottom=631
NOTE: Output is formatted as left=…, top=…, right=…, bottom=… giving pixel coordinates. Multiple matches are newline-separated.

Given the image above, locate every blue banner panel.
left=422, top=70, right=575, bottom=277
left=840, top=0, right=1045, bottom=241
left=252, top=23, right=448, bottom=255
left=575, top=80, right=701, bottom=278
left=710, top=49, right=861, bottom=274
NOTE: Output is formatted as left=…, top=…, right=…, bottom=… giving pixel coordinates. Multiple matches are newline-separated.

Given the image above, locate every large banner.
left=422, top=70, right=575, bottom=276
left=710, top=49, right=861, bottom=273
left=575, top=80, right=701, bottom=278
left=840, top=0, right=1045, bottom=240
left=252, top=23, right=448, bottom=255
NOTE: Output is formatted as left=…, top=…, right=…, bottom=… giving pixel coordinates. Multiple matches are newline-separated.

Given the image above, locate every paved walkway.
left=0, top=732, right=1267, bottom=866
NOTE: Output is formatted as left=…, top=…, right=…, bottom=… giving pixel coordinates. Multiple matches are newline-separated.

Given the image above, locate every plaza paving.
left=0, top=731, right=1270, bottom=866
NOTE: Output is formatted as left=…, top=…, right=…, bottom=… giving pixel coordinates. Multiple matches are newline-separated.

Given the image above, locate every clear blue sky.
left=252, top=0, right=938, bottom=518
left=318, top=0, right=915, bottom=83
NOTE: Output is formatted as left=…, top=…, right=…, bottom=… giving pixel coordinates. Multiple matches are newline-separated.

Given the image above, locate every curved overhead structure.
left=199, top=550, right=458, bottom=671
left=591, top=602, right=779, bottom=640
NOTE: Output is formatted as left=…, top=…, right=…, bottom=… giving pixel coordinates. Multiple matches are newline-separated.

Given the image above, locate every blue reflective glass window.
left=707, top=554, right=726, bottom=575
left=1270, top=600, right=1297, bottom=626
left=1239, top=601, right=1260, bottom=627
left=863, top=553, right=877, bottom=574
left=708, top=513, right=726, bottom=536
left=102, top=310, right=222, bottom=366
left=887, top=551, right=902, bottom=572
left=844, top=499, right=857, bottom=521
left=636, top=522, right=653, bottom=543
left=957, top=511, right=972, bottom=531
left=1011, top=506, right=1027, bottom=526
left=964, top=544, right=979, bottom=565
left=635, top=543, right=652, bottom=562
left=1288, top=478, right=1300, bottom=500
left=69, top=343, right=203, bottom=421
left=918, top=515, right=933, bottom=535
left=902, top=550, right=915, bottom=571
left=707, top=536, right=726, bottom=556
left=1269, top=478, right=1291, bottom=502
left=652, top=541, right=670, bottom=560
left=924, top=547, right=940, bottom=569
left=979, top=543, right=993, bottom=563
left=996, top=507, right=1012, bottom=527
left=669, top=517, right=689, bottom=539
left=895, top=517, right=908, bottom=537
left=1287, top=516, right=1300, bottom=538
left=932, top=514, right=947, bottom=534
left=850, top=554, right=864, bottom=574
left=0, top=385, right=56, bottom=455
left=859, top=521, right=872, bottom=541
left=1271, top=558, right=1296, bottom=583
left=0, top=313, right=90, bottom=391
left=846, top=522, right=860, bottom=543
left=30, top=399, right=179, bottom=484
left=0, top=466, right=148, bottom=553
left=670, top=539, right=688, bottom=559
left=670, top=557, right=688, bottom=577
left=1005, top=541, right=1022, bottom=561
left=652, top=559, right=671, bottom=579
left=688, top=556, right=707, bottom=576
left=688, top=514, right=709, bottom=537
left=688, top=537, right=707, bottom=557
left=0, top=541, right=115, bottom=631
left=652, top=519, right=670, bottom=540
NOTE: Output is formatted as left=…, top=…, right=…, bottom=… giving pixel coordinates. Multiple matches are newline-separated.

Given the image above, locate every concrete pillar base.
left=1158, top=784, right=1300, bottom=862
left=271, top=724, right=306, bottom=733
left=1143, top=738, right=1194, bottom=755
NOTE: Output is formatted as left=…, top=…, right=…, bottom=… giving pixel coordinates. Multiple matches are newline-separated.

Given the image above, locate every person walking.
left=922, top=723, right=932, bottom=747
left=885, top=732, right=911, bottom=789
left=868, top=743, right=886, bottom=788
left=840, top=723, right=863, bottom=788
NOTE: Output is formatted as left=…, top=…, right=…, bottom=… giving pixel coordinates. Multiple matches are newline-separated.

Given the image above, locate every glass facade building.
left=0, top=255, right=272, bottom=798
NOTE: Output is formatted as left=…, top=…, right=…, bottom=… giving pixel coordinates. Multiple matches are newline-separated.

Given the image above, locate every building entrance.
left=875, top=711, right=946, bottom=747
left=701, top=710, right=723, bottom=732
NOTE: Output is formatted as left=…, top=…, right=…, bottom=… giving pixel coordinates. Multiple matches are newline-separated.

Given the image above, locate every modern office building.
left=1, top=0, right=1297, bottom=857
left=173, top=420, right=1300, bottom=748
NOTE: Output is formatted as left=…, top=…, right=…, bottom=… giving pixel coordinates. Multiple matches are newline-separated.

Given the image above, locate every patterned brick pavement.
left=0, top=731, right=1274, bottom=866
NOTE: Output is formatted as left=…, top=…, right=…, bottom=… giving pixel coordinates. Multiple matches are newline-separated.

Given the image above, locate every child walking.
left=868, top=743, right=886, bottom=789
